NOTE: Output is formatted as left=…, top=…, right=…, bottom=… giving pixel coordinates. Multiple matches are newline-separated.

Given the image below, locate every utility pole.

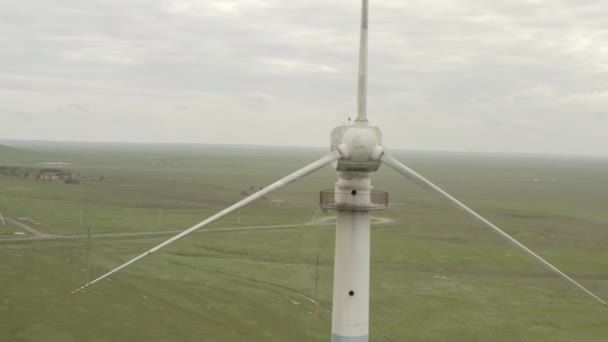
left=236, top=194, right=241, bottom=224
left=310, top=207, right=320, bottom=224
left=314, top=253, right=320, bottom=317
left=79, top=205, right=92, bottom=283
left=85, top=225, right=91, bottom=283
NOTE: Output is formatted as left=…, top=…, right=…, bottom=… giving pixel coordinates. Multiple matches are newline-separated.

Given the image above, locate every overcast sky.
left=1, top=0, right=607, bottom=156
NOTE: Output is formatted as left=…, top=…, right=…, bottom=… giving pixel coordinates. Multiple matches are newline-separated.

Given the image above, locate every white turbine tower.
left=73, top=1, right=607, bottom=341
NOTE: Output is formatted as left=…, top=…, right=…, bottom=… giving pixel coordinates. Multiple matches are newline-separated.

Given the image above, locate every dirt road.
left=0, top=215, right=396, bottom=243
left=6, top=217, right=50, bottom=238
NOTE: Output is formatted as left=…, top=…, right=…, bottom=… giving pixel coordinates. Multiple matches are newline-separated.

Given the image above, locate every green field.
left=1, top=142, right=607, bottom=341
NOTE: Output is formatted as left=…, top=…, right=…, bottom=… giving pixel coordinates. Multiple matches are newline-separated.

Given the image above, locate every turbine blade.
left=355, top=0, right=369, bottom=123
left=71, top=151, right=341, bottom=294
left=381, top=153, right=607, bottom=308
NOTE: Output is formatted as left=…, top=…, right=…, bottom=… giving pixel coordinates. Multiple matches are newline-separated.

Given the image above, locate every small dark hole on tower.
left=349, top=290, right=355, bottom=296
left=351, top=190, right=357, bottom=196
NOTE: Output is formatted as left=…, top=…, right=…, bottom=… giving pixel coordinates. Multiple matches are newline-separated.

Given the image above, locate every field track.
left=6, top=217, right=50, bottom=238
left=0, top=215, right=395, bottom=243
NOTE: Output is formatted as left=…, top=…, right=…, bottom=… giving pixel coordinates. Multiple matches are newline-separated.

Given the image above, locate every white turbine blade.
left=71, top=151, right=341, bottom=294
left=355, top=0, right=369, bottom=123
left=381, top=153, right=607, bottom=308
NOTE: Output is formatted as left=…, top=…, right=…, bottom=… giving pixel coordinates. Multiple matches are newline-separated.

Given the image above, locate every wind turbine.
left=73, top=1, right=606, bottom=341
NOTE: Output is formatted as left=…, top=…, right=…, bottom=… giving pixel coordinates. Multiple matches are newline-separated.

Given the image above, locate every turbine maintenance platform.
left=319, top=189, right=389, bottom=211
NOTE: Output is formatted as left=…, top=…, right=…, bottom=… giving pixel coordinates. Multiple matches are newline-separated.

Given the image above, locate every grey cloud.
left=0, top=0, right=607, bottom=156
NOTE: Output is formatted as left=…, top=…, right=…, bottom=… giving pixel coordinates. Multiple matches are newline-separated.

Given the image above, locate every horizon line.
left=1, top=138, right=607, bottom=160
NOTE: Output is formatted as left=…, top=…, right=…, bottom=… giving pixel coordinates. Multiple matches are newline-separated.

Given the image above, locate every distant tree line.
left=0, top=165, right=105, bottom=185
left=239, top=185, right=268, bottom=199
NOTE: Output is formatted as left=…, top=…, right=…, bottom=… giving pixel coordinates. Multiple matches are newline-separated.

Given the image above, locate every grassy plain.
left=0, top=142, right=607, bottom=341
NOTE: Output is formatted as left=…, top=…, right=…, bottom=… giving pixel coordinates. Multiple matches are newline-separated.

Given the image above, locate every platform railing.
left=319, top=189, right=388, bottom=211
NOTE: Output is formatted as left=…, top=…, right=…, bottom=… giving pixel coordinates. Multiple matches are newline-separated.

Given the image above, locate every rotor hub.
left=330, top=122, right=384, bottom=172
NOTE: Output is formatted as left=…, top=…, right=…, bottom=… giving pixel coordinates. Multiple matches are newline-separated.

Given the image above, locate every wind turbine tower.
left=321, top=1, right=386, bottom=340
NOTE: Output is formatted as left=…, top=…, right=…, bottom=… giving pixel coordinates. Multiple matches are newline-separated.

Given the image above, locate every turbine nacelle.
left=331, top=122, right=384, bottom=172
